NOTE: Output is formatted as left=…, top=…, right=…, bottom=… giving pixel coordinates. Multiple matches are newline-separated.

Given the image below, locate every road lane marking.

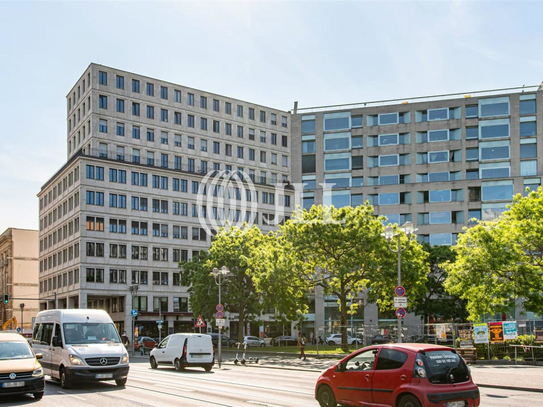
left=246, top=401, right=286, bottom=407
left=57, top=391, right=86, bottom=400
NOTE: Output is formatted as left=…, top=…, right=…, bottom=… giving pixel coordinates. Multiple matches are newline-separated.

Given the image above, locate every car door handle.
left=400, top=374, right=407, bottom=381
left=365, top=374, right=370, bottom=382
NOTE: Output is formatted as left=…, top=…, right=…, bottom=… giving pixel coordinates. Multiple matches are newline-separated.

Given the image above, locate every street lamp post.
left=19, top=303, right=25, bottom=333
left=129, top=284, right=139, bottom=355
left=384, top=221, right=417, bottom=344
left=212, top=266, right=230, bottom=369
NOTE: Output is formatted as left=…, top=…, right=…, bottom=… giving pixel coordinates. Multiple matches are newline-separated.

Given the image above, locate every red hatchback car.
left=315, top=343, right=480, bottom=407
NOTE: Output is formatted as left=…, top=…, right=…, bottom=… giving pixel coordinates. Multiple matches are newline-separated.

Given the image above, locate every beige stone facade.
left=38, top=64, right=293, bottom=337
left=0, top=228, right=39, bottom=334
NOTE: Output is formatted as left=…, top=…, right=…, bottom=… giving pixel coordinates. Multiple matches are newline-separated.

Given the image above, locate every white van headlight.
left=121, top=353, right=129, bottom=364
left=32, top=367, right=44, bottom=377
left=69, top=354, right=84, bottom=365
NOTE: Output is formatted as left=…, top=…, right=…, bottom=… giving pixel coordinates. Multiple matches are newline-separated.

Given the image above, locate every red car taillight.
left=414, top=356, right=427, bottom=378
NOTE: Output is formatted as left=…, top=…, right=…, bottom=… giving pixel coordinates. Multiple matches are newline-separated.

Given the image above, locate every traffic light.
left=3, top=294, right=8, bottom=304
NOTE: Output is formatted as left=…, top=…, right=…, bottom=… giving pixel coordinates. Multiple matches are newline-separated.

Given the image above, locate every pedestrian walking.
left=297, top=332, right=307, bottom=360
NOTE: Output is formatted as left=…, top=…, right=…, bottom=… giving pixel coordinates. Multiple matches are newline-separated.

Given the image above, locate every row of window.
left=110, top=123, right=289, bottom=148
left=302, top=151, right=536, bottom=175
left=301, top=119, right=537, bottom=153
left=95, top=70, right=288, bottom=127
left=40, top=167, right=80, bottom=210
left=302, top=165, right=539, bottom=194
left=40, top=242, right=79, bottom=273
left=98, top=96, right=289, bottom=140
left=301, top=95, right=537, bottom=133
left=40, top=193, right=80, bottom=232
left=39, top=268, right=80, bottom=292
left=40, top=218, right=80, bottom=251
left=94, top=136, right=289, bottom=170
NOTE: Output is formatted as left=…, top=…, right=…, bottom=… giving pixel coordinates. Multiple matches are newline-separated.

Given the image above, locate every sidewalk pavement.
left=132, top=351, right=543, bottom=393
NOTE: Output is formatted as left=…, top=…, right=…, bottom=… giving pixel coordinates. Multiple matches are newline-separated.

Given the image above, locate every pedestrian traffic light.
left=3, top=294, right=8, bottom=304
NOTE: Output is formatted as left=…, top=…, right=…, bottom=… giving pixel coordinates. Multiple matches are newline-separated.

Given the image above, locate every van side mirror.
left=52, top=336, right=63, bottom=347
left=35, top=353, right=43, bottom=359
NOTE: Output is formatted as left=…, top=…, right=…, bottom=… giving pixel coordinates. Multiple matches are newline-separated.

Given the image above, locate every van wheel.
left=204, top=366, right=212, bottom=372
left=34, top=392, right=44, bottom=400
left=317, top=385, right=336, bottom=407
left=60, top=367, right=71, bottom=389
left=150, top=356, right=158, bottom=369
left=398, top=394, right=422, bottom=407
left=115, top=378, right=127, bottom=386
left=174, top=358, right=185, bottom=371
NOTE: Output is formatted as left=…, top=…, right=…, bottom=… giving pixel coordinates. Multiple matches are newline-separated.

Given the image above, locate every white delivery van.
left=32, top=309, right=129, bottom=389
left=150, top=333, right=214, bottom=372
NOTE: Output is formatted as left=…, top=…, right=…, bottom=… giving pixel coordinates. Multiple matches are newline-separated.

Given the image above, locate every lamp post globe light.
left=384, top=221, right=417, bottom=344
left=212, top=266, right=230, bottom=369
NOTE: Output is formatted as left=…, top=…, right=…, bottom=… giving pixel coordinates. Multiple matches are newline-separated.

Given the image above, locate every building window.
left=132, top=79, right=140, bottom=93
left=99, top=71, right=107, bottom=85
left=146, top=83, right=154, bottom=96
left=116, top=75, right=124, bottom=89
left=188, top=93, right=194, bottom=106
left=99, top=95, right=107, bottom=109
left=160, top=86, right=168, bottom=99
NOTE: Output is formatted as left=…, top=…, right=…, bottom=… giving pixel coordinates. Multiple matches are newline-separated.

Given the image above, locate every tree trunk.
left=340, top=289, right=349, bottom=352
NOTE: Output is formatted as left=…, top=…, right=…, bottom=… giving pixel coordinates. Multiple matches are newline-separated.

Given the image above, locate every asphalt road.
left=2, top=357, right=543, bottom=406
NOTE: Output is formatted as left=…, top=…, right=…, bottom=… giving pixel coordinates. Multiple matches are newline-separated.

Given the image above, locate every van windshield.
left=0, top=341, right=34, bottom=360
left=63, top=323, right=121, bottom=345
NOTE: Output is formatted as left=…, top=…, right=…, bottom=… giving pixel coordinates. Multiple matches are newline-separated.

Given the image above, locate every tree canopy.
left=443, top=187, right=543, bottom=321
left=410, top=244, right=467, bottom=322
left=281, top=204, right=429, bottom=350
left=180, top=223, right=310, bottom=341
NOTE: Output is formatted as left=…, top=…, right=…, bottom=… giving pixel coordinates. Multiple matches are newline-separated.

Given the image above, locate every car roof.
left=0, top=332, right=28, bottom=342
left=372, top=343, right=455, bottom=352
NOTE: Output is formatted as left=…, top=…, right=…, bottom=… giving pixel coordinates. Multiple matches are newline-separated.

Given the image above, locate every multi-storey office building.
left=38, top=64, right=292, bottom=338
left=291, top=85, right=543, bottom=336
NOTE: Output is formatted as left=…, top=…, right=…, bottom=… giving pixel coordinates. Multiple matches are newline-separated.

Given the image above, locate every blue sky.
left=1, top=0, right=543, bottom=233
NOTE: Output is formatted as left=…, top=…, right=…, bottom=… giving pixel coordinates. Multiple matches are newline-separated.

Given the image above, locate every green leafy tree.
left=282, top=204, right=429, bottom=350
left=410, top=244, right=467, bottom=323
left=248, top=230, right=310, bottom=328
left=180, top=224, right=274, bottom=342
left=443, top=187, right=543, bottom=321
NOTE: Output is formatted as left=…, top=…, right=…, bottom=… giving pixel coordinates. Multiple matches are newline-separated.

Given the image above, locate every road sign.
left=396, top=307, right=406, bottom=319
left=216, top=311, right=224, bottom=318
left=131, top=309, right=139, bottom=317
left=156, top=320, right=163, bottom=324
left=394, top=297, right=408, bottom=308
left=216, top=319, right=226, bottom=327
left=395, top=286, right=406, bottom=297
left=16, top=327, right=21, bottom=333
left=195, top=315, right=206, bottom=328
left=216, top=304, right=224, bottom=312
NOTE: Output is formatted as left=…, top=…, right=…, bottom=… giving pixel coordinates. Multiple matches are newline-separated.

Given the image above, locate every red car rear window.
left=421, top=350, right=470, bottom=384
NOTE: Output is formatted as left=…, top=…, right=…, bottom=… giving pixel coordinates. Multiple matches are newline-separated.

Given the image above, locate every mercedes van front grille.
left=85, top=357, right=120, bottom=366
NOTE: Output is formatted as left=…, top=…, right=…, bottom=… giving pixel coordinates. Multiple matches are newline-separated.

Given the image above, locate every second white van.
left=32, top=309, right=129, bottom=388
left=150, top=333, right=214, bottom=372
